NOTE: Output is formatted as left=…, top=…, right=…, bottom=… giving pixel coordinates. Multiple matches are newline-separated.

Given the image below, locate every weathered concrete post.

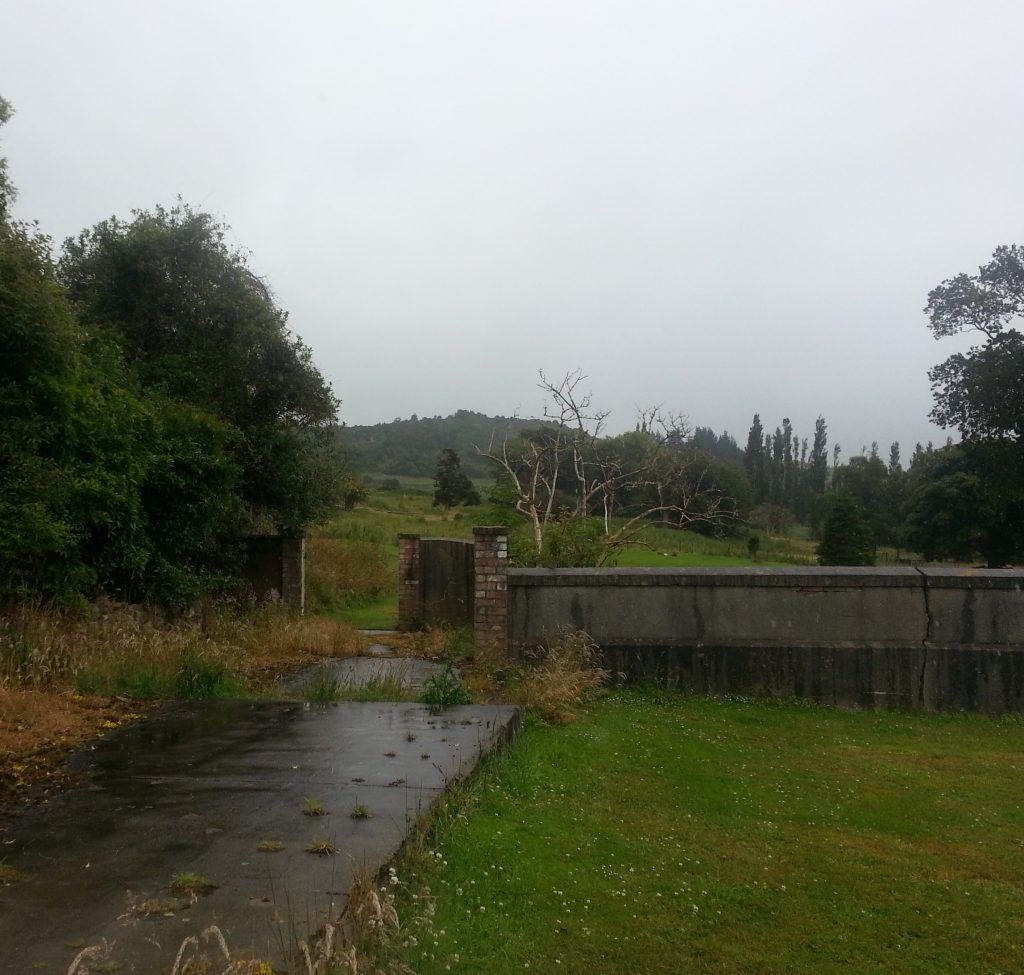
left=473, top=527, right=509, bottom=659
left=280, top=536, right=306, bottom=611
left=397, top=533, right=422, bottom=630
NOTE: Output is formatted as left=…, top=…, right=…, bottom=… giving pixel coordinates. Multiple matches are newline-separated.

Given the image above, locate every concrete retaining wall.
left=508, top=567, right=1024, bottom=713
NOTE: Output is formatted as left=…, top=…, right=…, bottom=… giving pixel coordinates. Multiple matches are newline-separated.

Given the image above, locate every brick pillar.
left=397, top=534, right=422, bottom=630
left=473, top=527, right=509, bottom=660
left=280, top=535, right=306, bottom=612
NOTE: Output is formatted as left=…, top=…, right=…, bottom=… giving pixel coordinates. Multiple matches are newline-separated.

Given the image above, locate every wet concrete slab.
left=0, top=700, right=518, bottom=973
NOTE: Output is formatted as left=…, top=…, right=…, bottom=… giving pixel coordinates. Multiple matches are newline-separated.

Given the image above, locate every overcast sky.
left=5, top=1, right=1022, bottom=457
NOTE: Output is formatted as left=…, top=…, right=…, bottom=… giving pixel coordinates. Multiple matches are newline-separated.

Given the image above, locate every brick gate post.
left=473, top=527, right=509, bottom=659
left=397, top=533, right=422, bottom=630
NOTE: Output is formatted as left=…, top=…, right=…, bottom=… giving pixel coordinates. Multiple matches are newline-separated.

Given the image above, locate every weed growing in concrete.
left=138, top=897, right=189, bottom=916
left=350, top=804, right=373, bottom=819
left=255, top=839, right=284, bottom=852
left=303, top=797, right=327, bottom=816
left=305, top=838, right=339, bottom=856
left=169, top=872, right=219, bottom=896
left=0, top=862, right=24, bottom=886
left=87, top=961, right=123, bottom=974
left=421, top=664, right=473, bottom=714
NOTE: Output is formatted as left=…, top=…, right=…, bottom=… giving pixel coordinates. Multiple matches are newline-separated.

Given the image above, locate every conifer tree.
left=817, top=494, right=876, bottom=565
left=433, top=449, right=480, bottom=510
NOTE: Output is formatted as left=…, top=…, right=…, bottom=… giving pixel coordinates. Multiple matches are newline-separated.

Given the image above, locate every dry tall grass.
left=77, top=868, right=425, bottom=975
left=0, top=601, right=367, bottom=808
left=384, top=626, right=465, bottom=662
left=305, top=536, right=393, bottom=614
left=0, top=601, right=365, bottom=696
left=499, top=629, right=610, bottom=723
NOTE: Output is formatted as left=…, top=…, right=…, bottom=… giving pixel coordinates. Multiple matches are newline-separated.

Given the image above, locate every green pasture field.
left=397, top=691, right=1024, bottom=975
left=604, top=523, right=815, bottom=567
left=308, top=490, right=821, bottom=626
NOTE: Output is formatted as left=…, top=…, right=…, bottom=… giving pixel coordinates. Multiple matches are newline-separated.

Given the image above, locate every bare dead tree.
left=476, top=370, right=737, bottom=562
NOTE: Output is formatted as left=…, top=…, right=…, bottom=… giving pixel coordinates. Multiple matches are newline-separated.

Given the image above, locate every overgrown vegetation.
left=497, top=630, right=609, bottom=723
left=0, top=603, right=363, bottom=697
left=392, top=691, right=1024, bottom=975
left=1, top=98, right=346, bottom=608
left=0, top=603, right=366, bottom=809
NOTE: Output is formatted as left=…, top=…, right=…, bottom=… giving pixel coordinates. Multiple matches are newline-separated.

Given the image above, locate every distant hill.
left=336, top=410, right=551, bottom=480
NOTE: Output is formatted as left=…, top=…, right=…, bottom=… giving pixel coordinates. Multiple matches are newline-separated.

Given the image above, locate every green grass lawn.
left=326, top=595, right=398, bottom=629
left=396, top=692, right=1024, bottom=974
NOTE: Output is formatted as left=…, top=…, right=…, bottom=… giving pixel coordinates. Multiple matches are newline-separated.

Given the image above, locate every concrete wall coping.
left=917, top=567, right=1024, bottom=588
left=507, top=566, right=1024, bottom=590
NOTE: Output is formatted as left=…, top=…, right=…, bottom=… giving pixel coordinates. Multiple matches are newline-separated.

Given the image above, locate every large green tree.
left=905, top=444, right=1024, bottom=567
left=0, top=101, right=335, bottom=603
left=0, top=191, right=244, bottom=603
left=921, top=245, right=1024, bottom=565
left=58, top=204, right=342, bottom=531
left=926, top=245, right=1024, bottom=441
left=832, top=454, right=899, bottom=546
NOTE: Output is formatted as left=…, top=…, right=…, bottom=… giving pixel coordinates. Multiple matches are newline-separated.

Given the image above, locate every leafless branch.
left=477, top=370, right=736, bottom=558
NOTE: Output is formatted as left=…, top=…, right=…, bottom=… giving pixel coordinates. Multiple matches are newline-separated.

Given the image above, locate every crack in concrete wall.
left=914, top=567, right=933, bottom=708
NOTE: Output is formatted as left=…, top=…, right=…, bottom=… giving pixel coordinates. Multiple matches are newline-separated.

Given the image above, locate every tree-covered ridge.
left=338, top=412, right=747, bottom=482
left=337, top=410, right=554, bottom=479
